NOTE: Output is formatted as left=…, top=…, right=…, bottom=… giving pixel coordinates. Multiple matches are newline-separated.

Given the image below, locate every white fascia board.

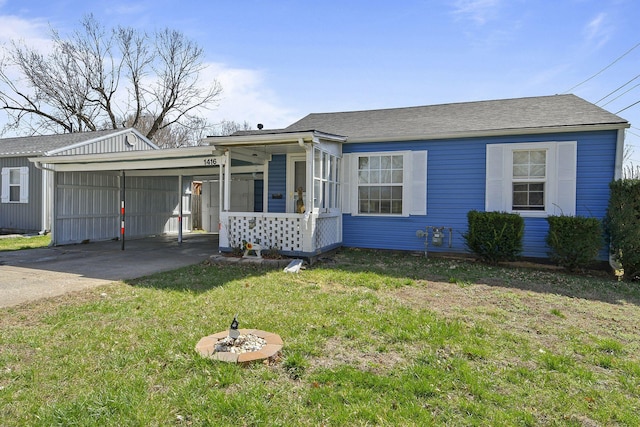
left=31, top=145, right=222, bottom=164
left=344, top=123, right=630, bottom=143
left=41, top=156, right=226, bottom=172
left=203, top=131, right=347, bottom=147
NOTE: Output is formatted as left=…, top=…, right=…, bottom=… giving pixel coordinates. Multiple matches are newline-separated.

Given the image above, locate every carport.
left=28, top=146, right=233, bottom=247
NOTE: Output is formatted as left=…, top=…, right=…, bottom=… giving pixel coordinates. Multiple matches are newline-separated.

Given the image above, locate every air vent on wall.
left=125, top=133, right=137, bottom=147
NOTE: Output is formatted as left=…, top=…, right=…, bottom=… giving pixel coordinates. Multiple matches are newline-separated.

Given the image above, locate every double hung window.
left=357, top=154, right=403, bottom=214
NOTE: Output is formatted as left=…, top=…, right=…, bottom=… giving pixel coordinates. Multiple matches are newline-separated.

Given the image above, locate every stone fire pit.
left=195, top=329, right=283, bottom=364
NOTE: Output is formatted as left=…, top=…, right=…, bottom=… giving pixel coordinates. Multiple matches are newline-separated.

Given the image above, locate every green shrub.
left=546, top=215, right=603, bottom=271
left=605, top=179, right=640, bottom=280
left=463, top=210, right=524, bottom=263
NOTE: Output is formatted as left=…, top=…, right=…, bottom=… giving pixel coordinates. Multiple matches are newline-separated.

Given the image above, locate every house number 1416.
left=203, top=158, right=218, bottom=166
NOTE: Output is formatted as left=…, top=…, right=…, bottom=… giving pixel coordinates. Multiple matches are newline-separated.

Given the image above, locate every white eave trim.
left=30, top=145, right=221, bottom=164
left=344, top=123, right=630, bottom=143
left=202, top=131, right=347, bottom=147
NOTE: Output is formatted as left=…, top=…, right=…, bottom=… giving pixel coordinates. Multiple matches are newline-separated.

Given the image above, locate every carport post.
left=178, top=175, right=183, bottom=244
left=120, top=171, right=125, bottom=251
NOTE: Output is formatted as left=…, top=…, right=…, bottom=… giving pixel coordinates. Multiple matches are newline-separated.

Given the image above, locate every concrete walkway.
left=0, top=234, right=219, bottom=308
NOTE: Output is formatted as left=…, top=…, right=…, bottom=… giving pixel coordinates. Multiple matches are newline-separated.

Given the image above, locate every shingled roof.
left=282, top=94, right=628, bottom=142
left=0, top=129, right=125, bottom=157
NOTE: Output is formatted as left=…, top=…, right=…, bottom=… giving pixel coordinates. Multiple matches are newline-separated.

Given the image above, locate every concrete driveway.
left=0, top=233, right=218, bottom=308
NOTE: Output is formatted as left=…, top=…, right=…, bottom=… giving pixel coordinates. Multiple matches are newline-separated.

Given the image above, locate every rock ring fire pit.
left=195, top=315, right=282, bottom=364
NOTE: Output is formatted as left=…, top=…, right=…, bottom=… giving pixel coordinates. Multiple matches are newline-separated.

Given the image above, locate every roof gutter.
left=343, top=123, right=630, bottom=143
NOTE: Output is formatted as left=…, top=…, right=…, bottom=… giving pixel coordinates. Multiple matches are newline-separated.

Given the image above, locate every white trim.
left=287, top=153, right=307, bottom=213
left=0, top=167, right=8, bottom=203
left=1, top=166, right=29, bottom=203
left=350, top=150, right=412, bottom=217
left=615, top=129, right=625, bottom=180
left=203, top=131, right=347, bottom=147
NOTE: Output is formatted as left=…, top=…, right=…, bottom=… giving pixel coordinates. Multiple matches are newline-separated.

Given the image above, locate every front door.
left=287, top=154, right=306, bottom=213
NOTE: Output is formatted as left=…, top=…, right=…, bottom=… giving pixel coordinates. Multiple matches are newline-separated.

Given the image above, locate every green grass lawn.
left=0, top=234, right=50, bottom=251
left=1, top=249, right=639, bottom=426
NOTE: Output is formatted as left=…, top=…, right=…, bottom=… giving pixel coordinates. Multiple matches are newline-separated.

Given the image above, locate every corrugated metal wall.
left=54, top=172, right=120, bottom=244
left=124, top=175, right=190, bottom=236
left=50, top=132, right=156, bottom=156
left=54, top=172, right=191, bottom=245
left=341, top=130, right=619, bottom=260
left=0, top=157, right=43, bottom=233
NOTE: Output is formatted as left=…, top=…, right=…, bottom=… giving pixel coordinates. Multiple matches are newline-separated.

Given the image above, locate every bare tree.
left=0, top=14, right=221, bottom=144
left=210, top=119, right=253, bottom=136
left=623, top=144, right=640, bottom=179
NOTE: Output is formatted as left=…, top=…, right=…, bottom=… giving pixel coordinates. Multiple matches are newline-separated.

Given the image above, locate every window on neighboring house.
left=512, top=150, right=546, bottom=211
left=1, top=166, right=29, bottom=204
left=357, top=154, right=404, bottom=214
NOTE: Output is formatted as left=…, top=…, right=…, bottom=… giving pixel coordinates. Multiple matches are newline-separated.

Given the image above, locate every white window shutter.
left=485, top=144, right=505, bottom=211
left=341, top=154, right=353, bottom=214
left=1, top=168, right=9, bottom=203
left=409, top=151, right=427, bottom=215
left=19, top=166, right=29, bottom=203
left=553, top=141, right=577, bottom=216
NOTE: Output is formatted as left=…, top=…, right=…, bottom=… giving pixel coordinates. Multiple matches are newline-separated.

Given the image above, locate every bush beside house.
left=546, top=215, right=603, bottom=271
left=463, top=210, right=524, bottom=264
left=606, top=179, right=640, bottom=281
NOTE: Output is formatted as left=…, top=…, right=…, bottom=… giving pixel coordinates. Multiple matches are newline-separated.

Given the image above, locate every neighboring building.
left=18, top=94, right=629, bottom=262
left=0, top=128, right=158, bottom=236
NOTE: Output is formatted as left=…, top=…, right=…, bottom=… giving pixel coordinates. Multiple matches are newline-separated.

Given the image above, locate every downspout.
left=33, top=161, right=55, bottom=236
left=609, top=128, right=626, bottom=272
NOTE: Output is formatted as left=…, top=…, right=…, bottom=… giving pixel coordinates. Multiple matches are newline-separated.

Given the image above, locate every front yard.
left=1, top=249, right=638, bottom=425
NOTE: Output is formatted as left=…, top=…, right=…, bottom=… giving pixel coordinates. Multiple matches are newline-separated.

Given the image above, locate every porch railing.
left=220, top=211, right=342, bottom=255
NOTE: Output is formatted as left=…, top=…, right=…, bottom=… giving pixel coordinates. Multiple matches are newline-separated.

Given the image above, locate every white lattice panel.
left=226, top=214, right=305, bottom=252
left=223, top=212, right=341, bottom=254
left=314, top=215, right=340, bottom=249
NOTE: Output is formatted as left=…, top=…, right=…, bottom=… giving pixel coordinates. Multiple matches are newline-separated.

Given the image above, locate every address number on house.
left=203, top=157, right=218, bottom=166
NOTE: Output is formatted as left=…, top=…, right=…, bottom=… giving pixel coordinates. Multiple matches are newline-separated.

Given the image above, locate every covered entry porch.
left=204, top=130, right=346, bottom=258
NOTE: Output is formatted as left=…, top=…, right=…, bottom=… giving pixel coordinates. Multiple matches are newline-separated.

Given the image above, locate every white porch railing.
left=219, top=211, right=342, bottom=255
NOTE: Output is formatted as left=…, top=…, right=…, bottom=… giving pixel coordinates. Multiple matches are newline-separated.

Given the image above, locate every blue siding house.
left=206, top=94, right=628, bottom=261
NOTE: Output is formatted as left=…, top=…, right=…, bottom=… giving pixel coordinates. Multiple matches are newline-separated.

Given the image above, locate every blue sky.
left=1, top=0, right=639, bottom=164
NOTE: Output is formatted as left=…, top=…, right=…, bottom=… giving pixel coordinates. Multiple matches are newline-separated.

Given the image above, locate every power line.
left=601, top=83, right=640, bottom=107
left=563, top=41, right=640, bottom=93
left=596, top=73, right=640, bottom=104
left=615, top=99, right=640, bottom=114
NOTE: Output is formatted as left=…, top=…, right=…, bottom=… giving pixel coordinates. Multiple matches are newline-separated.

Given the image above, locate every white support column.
left=224, top=150, right=231, bottom=211
left=178, top=174, right=183, bottom=244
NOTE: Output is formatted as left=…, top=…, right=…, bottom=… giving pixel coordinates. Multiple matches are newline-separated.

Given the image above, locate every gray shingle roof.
left=283, top=94, right=628, bottom=141
left=0, top=129, right=124, bottom=157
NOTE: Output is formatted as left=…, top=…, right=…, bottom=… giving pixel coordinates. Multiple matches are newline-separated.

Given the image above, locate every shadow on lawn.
left=321, top=248, right=640, bottom=307
left=125, top=260, right=275, bottom=293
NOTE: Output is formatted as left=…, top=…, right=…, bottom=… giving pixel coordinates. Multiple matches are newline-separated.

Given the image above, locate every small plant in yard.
left=283, top=351, right=309, bottom=380
left=1, top=248, right=639, bottom=426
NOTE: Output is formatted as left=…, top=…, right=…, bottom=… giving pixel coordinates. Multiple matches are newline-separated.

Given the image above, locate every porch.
left=203, top=130, right=346, bottom=258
